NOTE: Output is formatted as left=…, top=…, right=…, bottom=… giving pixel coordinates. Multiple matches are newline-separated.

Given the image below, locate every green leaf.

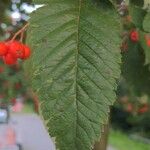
left=129, top=5, right=146, bottom=29
left=143, top=12, right=150, bottom=32
left=139, top=30, right=150, bottom=65
left=25, top=0, right=121, bottom=150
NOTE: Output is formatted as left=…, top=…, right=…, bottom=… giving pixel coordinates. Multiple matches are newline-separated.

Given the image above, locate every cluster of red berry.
left=130, top=30, right=150, bottom=47
left=120, top=96, right=149, bottom=115
left=125, top=103, right=149, bottom=114
left=0, top=40, right=31, bottom=65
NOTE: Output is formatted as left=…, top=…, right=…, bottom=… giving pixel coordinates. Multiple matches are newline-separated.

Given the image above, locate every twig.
left=20, top=31, right=24, bottom=42
left=11, top=22, right=29, bottom=41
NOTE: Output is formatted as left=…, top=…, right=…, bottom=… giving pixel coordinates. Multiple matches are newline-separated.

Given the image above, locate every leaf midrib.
left=75, top=0, right=82, bottom=148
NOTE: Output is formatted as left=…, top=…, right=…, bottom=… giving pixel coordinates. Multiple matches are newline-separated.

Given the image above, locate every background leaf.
left=143, top=12, right=150, bottom=32
left=129, top=5, right=146, bottom=29
left=139, top=31, right=150, bottom=65
left=25, top=0, right=121, bottom=150
left=130, top=0, right=144, bottom=7
left=122, top=38, right=150, bottom=96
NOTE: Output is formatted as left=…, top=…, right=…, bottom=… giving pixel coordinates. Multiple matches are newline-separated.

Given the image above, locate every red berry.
left=126, top=103, right=133, bottom=113
left=138, top=105, right=149, bottom=114
left=22, top=45, right=31, bottom=59
left=147, top=39, right=150, bottom=47
left=15, top=83, right=22, bottom=89
left=130, top=30, right=139, bottom=42
left=0, top=66, right=4, bottom=73
left=0, top=94, right=4, bottom=99
left=8, top=41, right=25, bottom=59
left=3, top=53, right=17, bottom=65
left=11, top=98, right=16, bottom=105
left=126, top=15, right=132, bottom=22
left=0, top=42, right=8, bottom=56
